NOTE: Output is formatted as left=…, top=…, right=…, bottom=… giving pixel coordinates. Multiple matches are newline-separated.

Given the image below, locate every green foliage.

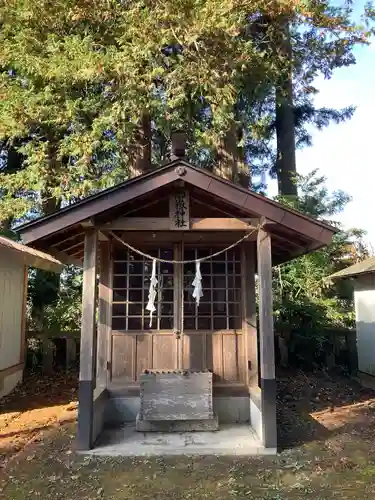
left=0, top=0, right=276, bottom=216
left=0, top=0, right=373, bottom=220
left=273, top=170, right=369, bottom=365
left=28, top=266, right=82, bottom=333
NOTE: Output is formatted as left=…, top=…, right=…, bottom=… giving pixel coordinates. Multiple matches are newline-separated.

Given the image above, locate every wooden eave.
left=0, top=236, right=63, bottom=273
left=15, top=160, right=337, bottom=266
left=329, top=255, right=375, bottom=280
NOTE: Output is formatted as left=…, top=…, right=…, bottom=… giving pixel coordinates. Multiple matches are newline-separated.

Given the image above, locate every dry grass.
left=2, top=370, right=375, bottom=499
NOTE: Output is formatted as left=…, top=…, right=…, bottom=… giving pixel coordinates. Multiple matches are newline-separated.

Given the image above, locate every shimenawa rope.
left=107, top=224, right=261, bottom=264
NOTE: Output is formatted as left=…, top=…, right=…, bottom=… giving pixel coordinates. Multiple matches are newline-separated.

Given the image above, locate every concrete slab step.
left=135, top=414, right=219, bottom=432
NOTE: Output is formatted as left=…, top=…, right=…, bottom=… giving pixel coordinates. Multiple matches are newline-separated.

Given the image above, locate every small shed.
left=16, top=139, right=337, bottom=453
left=0, top=236, right=63, bottom=398
left=331, top=257, right=375, bottom=388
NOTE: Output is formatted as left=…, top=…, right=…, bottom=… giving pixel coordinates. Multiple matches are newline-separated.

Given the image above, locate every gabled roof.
left=16, top=159, right=337, bottom=265
left=0, top=236, right=63, bottom=273
left=330, top=256, right=375, bottom=280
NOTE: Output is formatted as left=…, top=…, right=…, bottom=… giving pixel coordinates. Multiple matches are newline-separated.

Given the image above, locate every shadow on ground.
left=277, top=368, right=375, bottom=450
left=0, top=372, right=77, bottom=467
left=0, top=372, right=78, bottom=415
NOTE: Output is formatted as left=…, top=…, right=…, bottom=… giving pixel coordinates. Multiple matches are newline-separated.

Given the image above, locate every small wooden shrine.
left=17, top=135, right=337, bottom=452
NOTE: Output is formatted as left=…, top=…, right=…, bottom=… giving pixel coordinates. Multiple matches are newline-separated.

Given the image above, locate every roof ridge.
left=16, top=159, right=336, bottom=234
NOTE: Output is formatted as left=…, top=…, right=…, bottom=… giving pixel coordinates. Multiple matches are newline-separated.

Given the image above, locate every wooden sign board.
left=169, top=190, right=190, bottom=230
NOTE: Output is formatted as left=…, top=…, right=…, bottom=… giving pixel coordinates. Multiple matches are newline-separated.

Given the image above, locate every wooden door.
left=111, top=246, right=180, bottom=383
left=181, top=246, right=246, bottom=385
left=110, top=243, right=246, bottom=386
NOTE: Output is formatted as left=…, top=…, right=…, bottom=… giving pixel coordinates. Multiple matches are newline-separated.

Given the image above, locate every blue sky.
left=269, top=4, right=375, bottom=248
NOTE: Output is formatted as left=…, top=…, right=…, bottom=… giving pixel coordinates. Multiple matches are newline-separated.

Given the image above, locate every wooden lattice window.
left=112, top=245, right=242, bottom=333
left=183, top=247, right=242, bottom=331
left=112, top=248, right=174, bottom=331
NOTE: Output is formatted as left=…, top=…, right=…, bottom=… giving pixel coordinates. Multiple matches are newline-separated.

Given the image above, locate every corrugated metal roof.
left=0, top=236, right=63, bottom=273
left=330, top=256, right=375, bottom=280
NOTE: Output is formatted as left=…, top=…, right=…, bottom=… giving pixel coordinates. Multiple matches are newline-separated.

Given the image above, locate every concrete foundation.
left=0, top=369, right=23, bottom=399
left=136, top=414, right=219, bottom=432
left=86, top=423, right=276, bottom=456
left=93, top=389, right=108, bottom=444
left=105, top=396, right=250, bottom=426
left=250, top=392, right=263, bottom=442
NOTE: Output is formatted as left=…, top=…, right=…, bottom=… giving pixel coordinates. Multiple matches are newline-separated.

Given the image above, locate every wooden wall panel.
left=112, top=335, right=134, bottom=380
left=183, top=334, right=204, bottom=370
left=153, top=334, right=177, bottom=370
left=223, top=334, right=239, bottom=382
left=205, top=334, right=214, bottom=373
left=0, top=252, right=25, bottom=372
left=239, top=333, right=247, bottom=383
left=206, top=332, right=244, bottom=383
left=135, top=335, right=152, bottom=379
left=111, top=331, right=245, bottom=385
left=212, top=334, right=224, bottom=381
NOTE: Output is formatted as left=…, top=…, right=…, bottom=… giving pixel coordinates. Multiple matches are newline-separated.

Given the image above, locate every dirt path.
left=0, top=373, right=77, bottom=469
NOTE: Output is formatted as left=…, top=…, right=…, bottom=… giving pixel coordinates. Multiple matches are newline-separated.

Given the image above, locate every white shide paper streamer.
left=192, top=260, right=203, bottom=306
left=146, top=259, right=158, bottom=327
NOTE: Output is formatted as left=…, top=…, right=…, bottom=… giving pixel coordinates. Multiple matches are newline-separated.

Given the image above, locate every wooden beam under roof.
left=49, top=230, right=85, bottom=248
left=46, top=248, right=82, bottom=267
left=58, top=240, right=84, bottom=254
left=107, top=230, right=256, bottom=247
left=99, top=217, right=259, bottom=231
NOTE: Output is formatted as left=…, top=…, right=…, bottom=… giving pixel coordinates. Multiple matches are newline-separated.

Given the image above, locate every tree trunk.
left=0, top=218, right=13, bottom=236
left=275, top=22, right=297, bottom=197
left=32, top=139, right=61, bottom=331
left=214, top=122, right=251, bottom=189
left=214, top=125, right=236, bottom=181
left=236, top=126, right=251, bottom=189
left=0, top=144, right=24, bottom=235
left=129, top=113, right=152, bottom=178
left=32, top=191, right=61, bottom=332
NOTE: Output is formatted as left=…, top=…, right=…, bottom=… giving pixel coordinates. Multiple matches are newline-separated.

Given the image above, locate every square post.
left=242, top=243, right=258, bottom=387
left=257, top=227, right=277, bottom=449
left=97, top=239, right=112, bottom=388
left=77, top=229, right=98, bottom=451
left=242, top=243, right=264, bottom=442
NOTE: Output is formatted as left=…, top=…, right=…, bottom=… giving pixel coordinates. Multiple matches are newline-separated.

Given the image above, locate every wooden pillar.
left=173, top=243, right=183, bottom=369
left=257, top=227, right=277, bottom=449
left=242, top=243, right=258, bottom=387
left=77, top=229, right=98, bottom=451
left=97, top=240, right=112, bottom=388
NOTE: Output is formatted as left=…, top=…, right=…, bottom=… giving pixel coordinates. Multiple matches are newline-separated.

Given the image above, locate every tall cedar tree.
left=0, top=0, right=373, bottom=221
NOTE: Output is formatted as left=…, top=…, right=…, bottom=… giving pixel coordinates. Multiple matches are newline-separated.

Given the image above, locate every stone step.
left=135, top=414, right=219, bottom=432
